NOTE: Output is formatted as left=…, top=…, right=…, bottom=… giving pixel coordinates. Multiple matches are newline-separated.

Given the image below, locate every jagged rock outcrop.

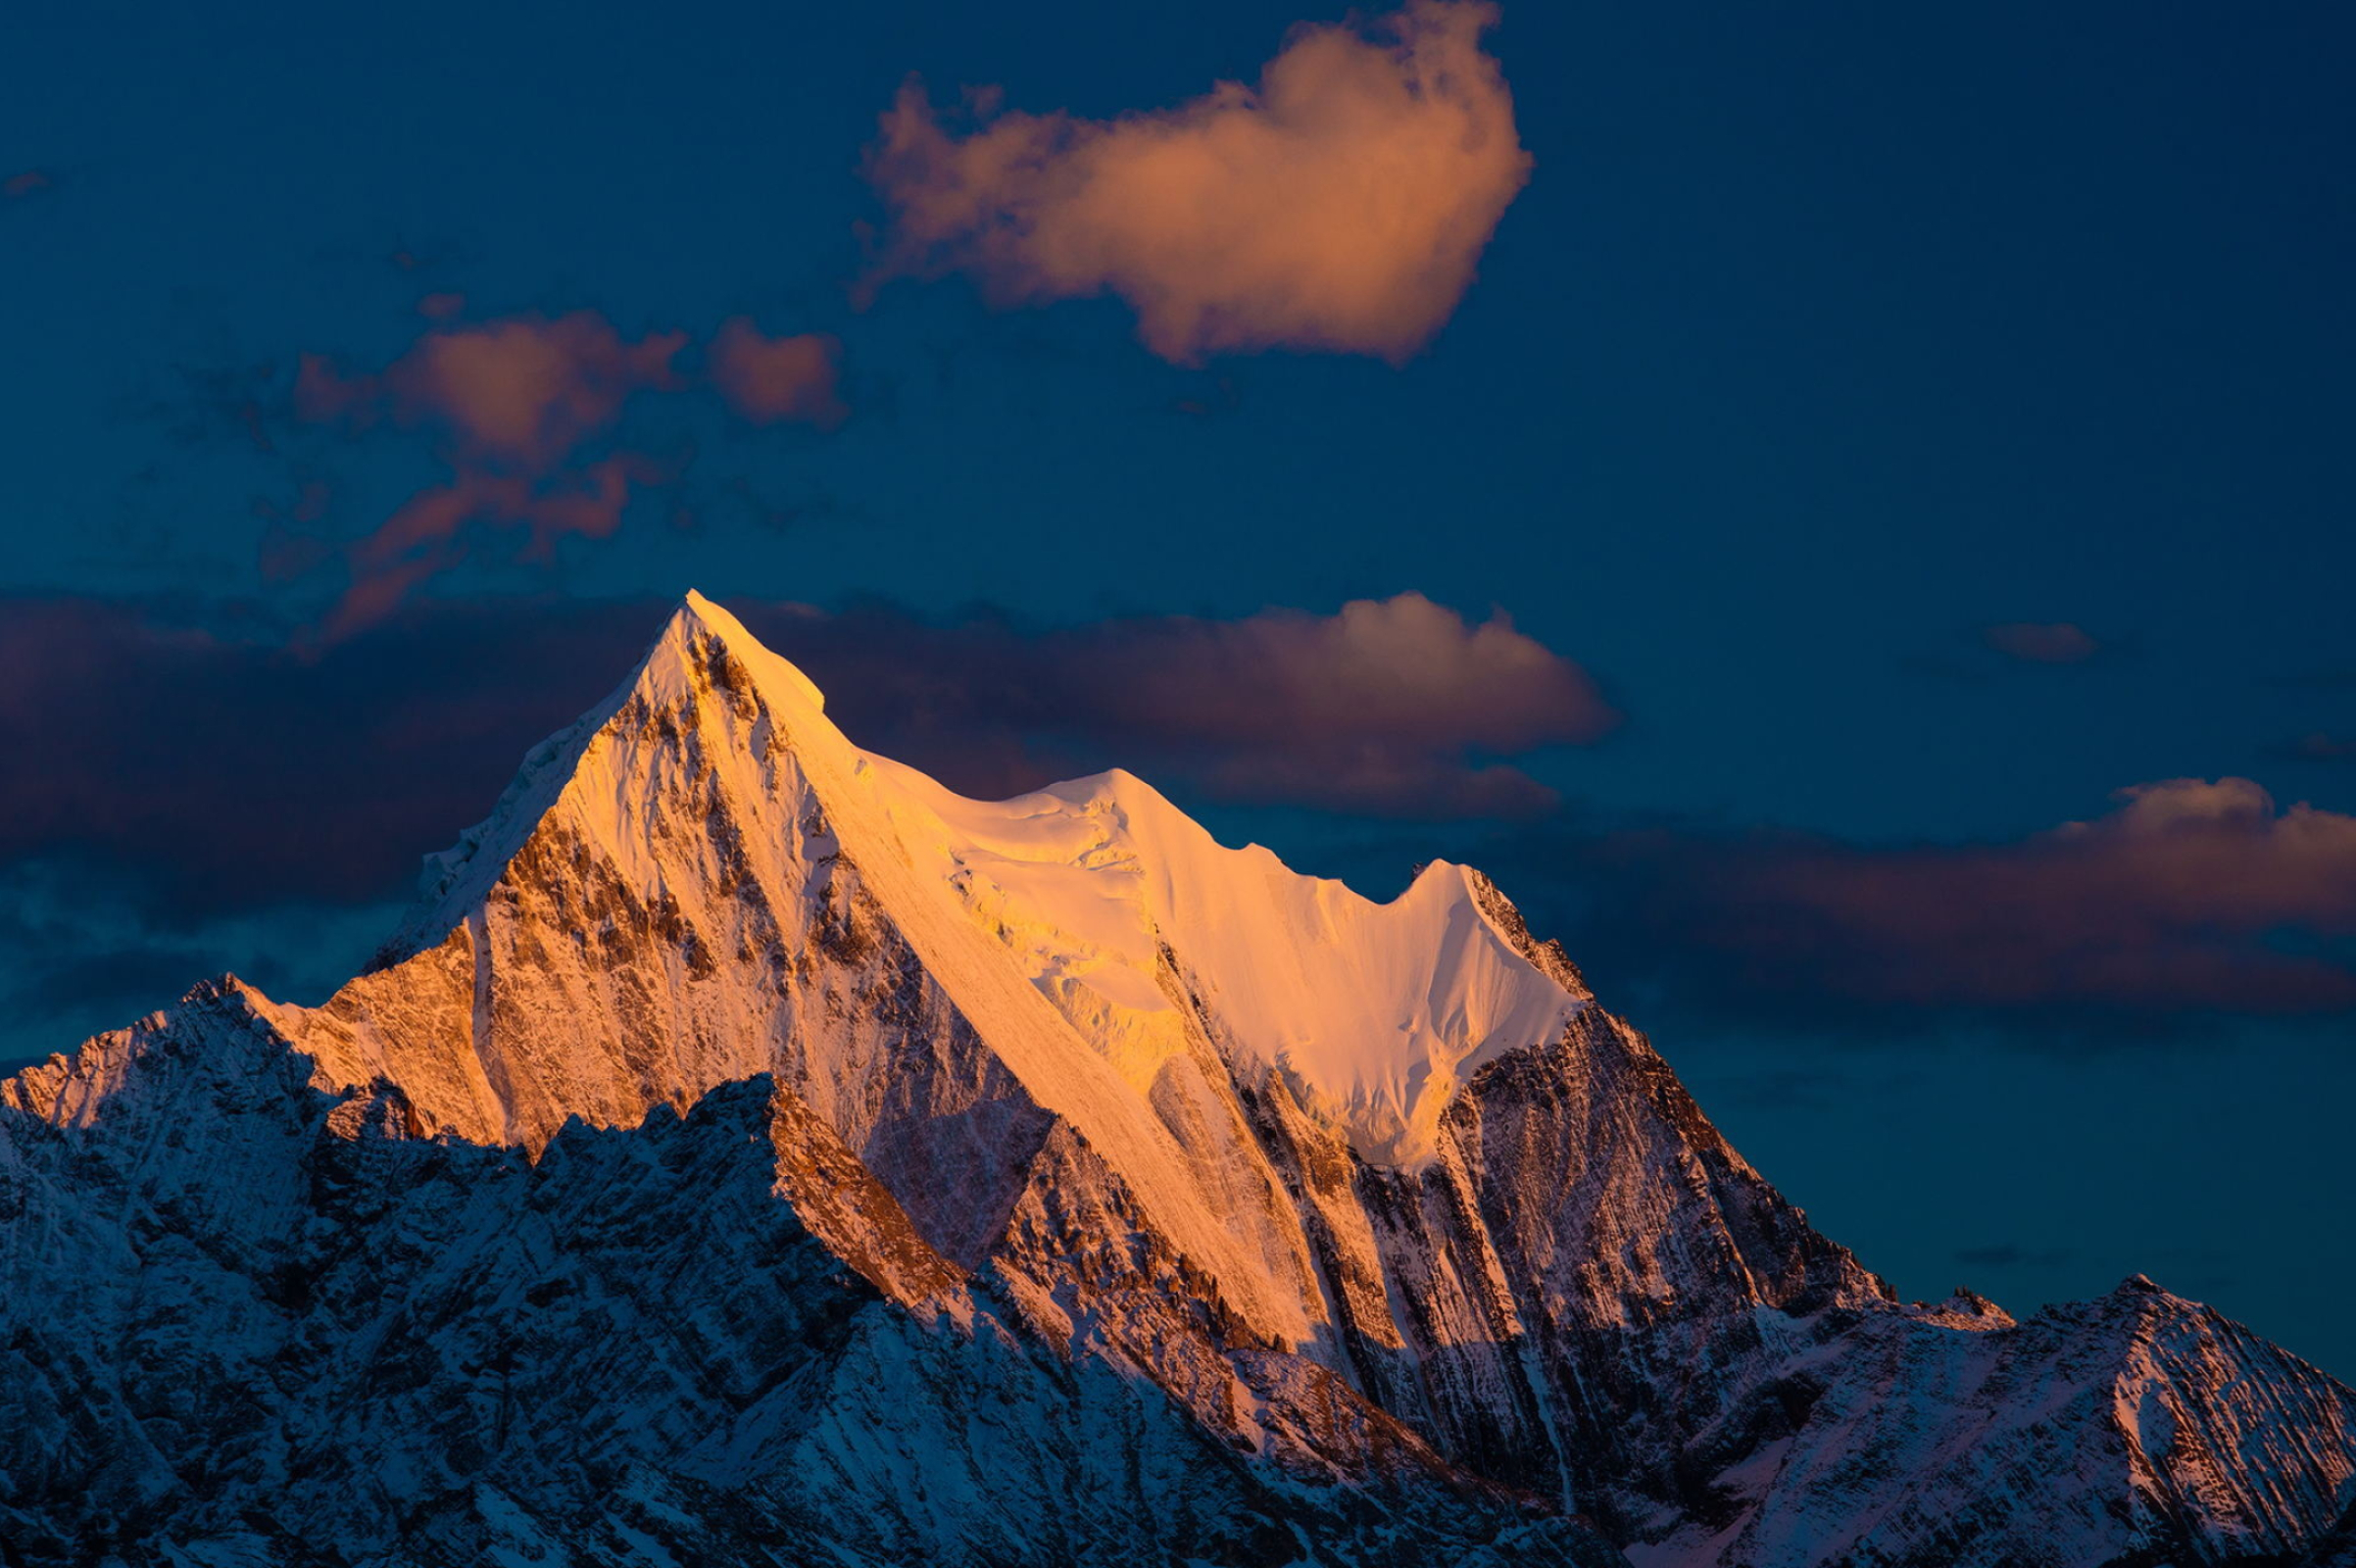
left=3, top=591, right=2350, bottom=1566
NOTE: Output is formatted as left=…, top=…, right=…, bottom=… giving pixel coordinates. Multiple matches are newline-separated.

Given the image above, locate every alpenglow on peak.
left=387, top=587, right=1591, bottom=1172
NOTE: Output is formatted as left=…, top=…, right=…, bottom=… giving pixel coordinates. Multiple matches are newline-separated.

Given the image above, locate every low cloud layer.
left=14, top=590, right=2345, bottom=1034
left=0, top=590, right=1610, bottom=920
left=0, top=595, right=642, bottom=914
left=864, top=0, right=1530, bottom=364
left=1527, top=778, right=2356, bottom=1026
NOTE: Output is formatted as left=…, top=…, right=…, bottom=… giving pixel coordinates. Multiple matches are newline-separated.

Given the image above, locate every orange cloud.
left=708, top=318, right=846, bottom=426
left=864, top=0, right=1531, bottom=364
left=283, top=312, right=845, bottom=637
left=319, top=458, right=661, bottom=643
left=3, top=170, right=51, bottom=200
left=298, top=312, right=683, bottom=469
left=1111, top=591, right=1609, bottom=798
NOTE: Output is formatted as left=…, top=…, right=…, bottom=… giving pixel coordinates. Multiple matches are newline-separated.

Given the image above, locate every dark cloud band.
left=0, top=589, right=1612, bottom=919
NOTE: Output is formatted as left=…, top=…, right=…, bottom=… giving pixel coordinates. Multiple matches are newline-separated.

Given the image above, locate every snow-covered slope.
left=3, top=591, right=2352, bottom=1568
left=864, top=752, right=1585, bottom=1168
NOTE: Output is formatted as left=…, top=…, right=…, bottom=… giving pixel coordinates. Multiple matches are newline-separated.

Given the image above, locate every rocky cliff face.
left=4, top=593, right=2351, bottom=1567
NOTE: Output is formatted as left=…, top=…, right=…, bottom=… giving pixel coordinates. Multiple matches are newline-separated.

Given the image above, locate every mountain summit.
left=367, top=589, right=1585, bottom=1173
left=4, top=593, right=2352, bottom=1567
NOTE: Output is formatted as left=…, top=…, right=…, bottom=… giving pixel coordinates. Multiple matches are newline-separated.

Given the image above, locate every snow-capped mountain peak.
left=4, top=590, right=2350, bottom=1568
left=380, top=588, right=1588, bottom=1171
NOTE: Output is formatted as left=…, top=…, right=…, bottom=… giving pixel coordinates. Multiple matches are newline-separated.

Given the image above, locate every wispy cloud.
left=278, top=313, right=848, bottom=637
left=2279, top=732, right=2356, bottom=762
left=1981, top=621, right=2101, bottom=664
left=296, top=311, right=685, bottom=469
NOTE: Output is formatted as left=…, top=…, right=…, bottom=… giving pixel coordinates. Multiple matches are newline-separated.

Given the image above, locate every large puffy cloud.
left=0, top=589, right=1610, bottom=918
left=1521, top=778, right=2356, bottom=1024
left=864, top=0, right=1531, bottom=364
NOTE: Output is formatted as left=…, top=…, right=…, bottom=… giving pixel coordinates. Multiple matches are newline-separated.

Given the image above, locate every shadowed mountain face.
left=3, top=594, right=2351, bottom=1567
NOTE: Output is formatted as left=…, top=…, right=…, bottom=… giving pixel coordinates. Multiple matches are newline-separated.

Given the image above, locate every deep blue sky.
left=5, top=2, right=2353, bottom=1373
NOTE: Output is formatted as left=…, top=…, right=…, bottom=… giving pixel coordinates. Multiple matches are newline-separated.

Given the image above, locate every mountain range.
left=4, top=592, right=2351, bottom=1567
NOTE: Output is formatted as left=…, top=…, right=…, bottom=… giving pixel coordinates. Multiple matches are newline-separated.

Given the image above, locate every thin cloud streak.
left=1510, top=778, right=2356, bottom=1027
left=1982, top=621, right=2101, bottom=664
